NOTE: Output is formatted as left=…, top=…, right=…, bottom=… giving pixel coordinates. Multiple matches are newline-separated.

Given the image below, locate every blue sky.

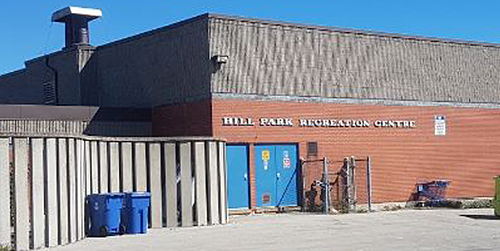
left=1, top=0, right=499, bottom=74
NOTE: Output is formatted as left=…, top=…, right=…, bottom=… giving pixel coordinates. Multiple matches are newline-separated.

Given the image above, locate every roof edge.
left=0, top=68, right=26, bottom=80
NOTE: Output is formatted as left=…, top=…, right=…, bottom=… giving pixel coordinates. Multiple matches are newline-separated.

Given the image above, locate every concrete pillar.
left=163, top=143, right=177, bottom=227
left=46, top=138, right=59, bottom=247
left=134, top=143, right=147, bottom=192
left=76, top=139, right=84, bottom=240
left=90, top=141, right=99, bottom=194
left=206, top=142, right=220, bottom=225
left=14, top=138, right=29, bottom=250
left=31, top=138, right=45, bottom=249
left=180, top=142, right=193, bottom=227
left=67, top=138, right=77, bottom=243
left=0, top=138, right=10, bottom=247
left=85, top=140, right=91, bottom=196
left=109, top=142, right=120, bottom=192
left=57, top=138, right=69, bottom=245
left=121, top=142, right=133, bottom=192
left=148, top=143, right=162, bottom=228
left=218, top=142, right=228, bottom=224
left=99, top=142, right=108, bottom=193
left=194, top=142, right=207, bottom=226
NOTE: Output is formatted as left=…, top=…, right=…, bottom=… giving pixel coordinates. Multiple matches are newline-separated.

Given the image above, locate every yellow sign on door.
left=262, top=150, right=270, bottom=161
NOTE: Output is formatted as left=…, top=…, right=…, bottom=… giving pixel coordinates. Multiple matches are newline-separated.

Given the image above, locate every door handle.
left=243, top=173, right=248, bottom=181
left=277, top=173, right=280, bottom=180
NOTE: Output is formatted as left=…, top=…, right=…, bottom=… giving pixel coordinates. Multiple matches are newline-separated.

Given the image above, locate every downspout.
left=45, top=56, right=59, bottom=105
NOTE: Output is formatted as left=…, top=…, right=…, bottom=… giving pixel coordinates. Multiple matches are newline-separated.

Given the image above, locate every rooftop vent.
left=52, top=6, right=102, bottom=48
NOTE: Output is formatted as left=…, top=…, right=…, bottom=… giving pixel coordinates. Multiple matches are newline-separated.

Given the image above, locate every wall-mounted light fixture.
left=212, top=55, right=229, bottom=64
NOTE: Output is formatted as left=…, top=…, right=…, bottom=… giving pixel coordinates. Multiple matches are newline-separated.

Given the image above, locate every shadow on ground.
left=460, top=214, right=499, bottom=220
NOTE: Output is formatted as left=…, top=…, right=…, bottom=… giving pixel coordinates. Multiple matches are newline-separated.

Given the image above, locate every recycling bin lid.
left=106, top=192, right=125, bottom=197
left=125, top=192, right=151, bottom=197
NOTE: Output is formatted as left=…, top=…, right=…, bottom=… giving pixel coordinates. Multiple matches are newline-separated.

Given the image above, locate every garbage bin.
left=494, top=176, right=500, bottom=217
left=86, top=193, right=124, bottom=237
left=121, top=192, right=150, bottom=234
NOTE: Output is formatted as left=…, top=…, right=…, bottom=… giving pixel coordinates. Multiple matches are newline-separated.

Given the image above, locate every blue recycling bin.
left=86, top=193, right=124, bottom=237
left=121, top=192, right=150, bottom=234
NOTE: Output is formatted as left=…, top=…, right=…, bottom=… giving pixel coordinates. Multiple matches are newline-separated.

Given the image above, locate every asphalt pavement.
left=52, top=208, right=500, bottom=251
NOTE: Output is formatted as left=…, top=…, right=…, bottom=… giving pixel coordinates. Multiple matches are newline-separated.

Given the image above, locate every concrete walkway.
left=52, top=209, right=500, bottom=251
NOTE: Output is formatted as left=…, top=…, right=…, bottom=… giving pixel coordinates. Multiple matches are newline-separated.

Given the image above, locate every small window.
left=307, top=142, right=318, bottom=157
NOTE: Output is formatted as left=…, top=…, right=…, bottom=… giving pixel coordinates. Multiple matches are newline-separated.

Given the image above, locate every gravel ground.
left=52, top=208, right=500, bottom=251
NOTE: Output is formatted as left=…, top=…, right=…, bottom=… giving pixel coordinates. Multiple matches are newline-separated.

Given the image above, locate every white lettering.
left=222, top=117, right=255, bottom=126
left=260, top=118, right=269, bottom=126
left=247, top=118, right=255, bottom=126
left=276, top=118, right=285, bottom=126
left=222, top=117, right=233, bottom=126
left=269, top=118, right=277, bottom=126
left=322, top=119, right=330, bottom=127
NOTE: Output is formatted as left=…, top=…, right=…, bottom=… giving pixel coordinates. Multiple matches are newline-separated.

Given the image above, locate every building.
left=1, top=7, right=500, bottom=211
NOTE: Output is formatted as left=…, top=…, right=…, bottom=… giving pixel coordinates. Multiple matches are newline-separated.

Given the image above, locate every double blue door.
left=254, top=144, right=298, bottom=207
left=226, top=144, right=298, bottom=209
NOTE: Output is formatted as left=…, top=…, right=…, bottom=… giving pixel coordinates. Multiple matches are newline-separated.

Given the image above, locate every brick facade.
left=152, top=98, right=500, bottom=207
left=152, top=100, right=212, bottom=137
left=211, top=99, right=500, bottom=206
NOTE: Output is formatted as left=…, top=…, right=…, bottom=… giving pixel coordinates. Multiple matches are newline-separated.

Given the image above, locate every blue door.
left=276, top=145, right=298, bottom=206
left=226, top=144, right=249, bottom=208
left=255, top=144, right=298, bottom=207
left=254, top=145, right=277, bottom=207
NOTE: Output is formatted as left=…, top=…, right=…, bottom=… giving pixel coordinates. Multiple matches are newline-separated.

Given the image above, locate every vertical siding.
left=31, top=139, right=45, bottom=249
left=67, top=138, right=77, bottom=243
left=46, top=138, right=59, bottom=247
left=194, top=142, right=207, bottom=226
left=90, top=141, right=99, bottom=194
left=134, top=143, right=147, bottom=192
left=163, top=143, right=178, bottom=227
left=121, top=142, right=133, bottom=192
left=148, top=143, right=162, bottom=228
left=109, top=142, right=120, bottom=192
left=0, top=138, right=10, bottom=246
left=98, top=142, right=109, bottom=193
left=76, top=139, right=84, bottom=240
left=218, top=142, right=228, bottom=224
left=180, top=142, right=193, bottom=227
left=209, top=17, right=500, bottom=103
left=206, top=142, right=220, bottom=225
left=57, top=139, right=69, bottom=245
left=14, top=138, right=29, bottom=250
left=0, top=136, right=227, bottom=250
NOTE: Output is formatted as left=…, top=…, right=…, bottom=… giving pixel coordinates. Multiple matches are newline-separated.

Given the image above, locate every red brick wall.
left=211, top=99, right=500, bottom=205
left=152, top=100, right=212, bottom=137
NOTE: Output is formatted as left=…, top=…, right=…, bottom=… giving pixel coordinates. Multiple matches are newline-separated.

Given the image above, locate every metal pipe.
left=322, top=157, right=329, bottom=214
left=301, top=160, right=306, bottom=212
left=351, top=156, right=356, bottom=213
left=366, top=156, right=372, bottom=212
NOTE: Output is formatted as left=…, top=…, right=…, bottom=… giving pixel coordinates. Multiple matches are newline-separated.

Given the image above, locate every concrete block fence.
left=0, top=135, right=227, bottom=250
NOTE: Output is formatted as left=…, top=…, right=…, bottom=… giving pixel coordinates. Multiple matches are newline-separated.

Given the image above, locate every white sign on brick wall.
left=435, top=116, right=446, bottom=136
